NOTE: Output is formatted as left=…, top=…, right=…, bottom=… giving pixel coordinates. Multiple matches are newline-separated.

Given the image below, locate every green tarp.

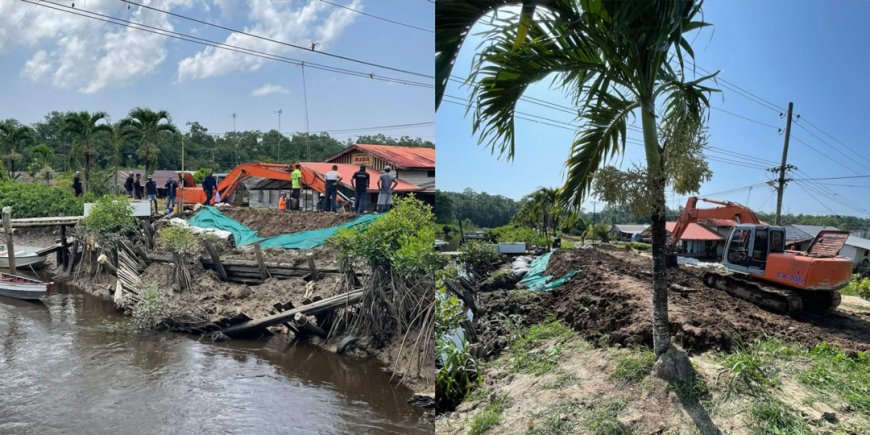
left=518, top=250, right=580, bottom=291
left=189, top=206, right=382, bottom=250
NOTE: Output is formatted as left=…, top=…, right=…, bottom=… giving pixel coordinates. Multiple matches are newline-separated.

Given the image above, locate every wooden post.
left=294, top=312, right=328, bottom=339
left=60, top=225, right=69, bottom=268
left=306, top=252, right=320, bottom=281
left=254, top=243, right=270, bottom=280
left=3, top=207, right=15, bottom=271
left=203, top=239, right=228, bottom=281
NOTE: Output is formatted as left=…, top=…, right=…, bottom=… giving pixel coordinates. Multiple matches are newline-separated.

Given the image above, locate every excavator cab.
left=723, top=224, right=785, bottom=275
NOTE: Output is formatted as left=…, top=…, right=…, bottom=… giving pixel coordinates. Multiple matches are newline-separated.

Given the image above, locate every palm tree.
left=119, top=108, right=178, bottom=177
left=437, top=0, right=716, bottom=371
left=0, top=121, right=35, bottom=178
left=63, top=111, right=113, bottom=193
left=109, top=122, right=129, bottom=194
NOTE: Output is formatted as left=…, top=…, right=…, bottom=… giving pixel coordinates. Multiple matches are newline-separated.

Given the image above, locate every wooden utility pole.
left=179, top=133, right=185, bottom=213
left=775, top=102, right=794, bottom=225
left=3, top=207, right=15, bottom=271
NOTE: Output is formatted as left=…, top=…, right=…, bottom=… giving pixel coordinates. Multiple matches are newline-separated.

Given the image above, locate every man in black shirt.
left=202, top=172, right=217, bottom=205
left=164, top=177, right=179, bottom=213
left=351, top=165, right=370, bottom=214
left=145, top=176, right=158, bottom=215
left=72, top=171, right=83, bottom=197
left=124, top=173, right=134, bottom=197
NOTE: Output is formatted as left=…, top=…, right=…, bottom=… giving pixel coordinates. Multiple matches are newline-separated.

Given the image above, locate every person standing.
left=290, top=163, right=303, bottom=211
left=324, top=164, right=342, bottom=212
left=133, top=173, right=143, bottom=200
left=72, top=171, right=83, bottom=197
left=377, top=166, right=399, bottom=212
left=278, top=192, right=287, bottom=211
left=202, top=171, right=217, bottom=205
left=164, top=176, right=179, bottom=213
left=351, top=165, right=370, bottom=214
left=145, top=176, right=158, bottom=214
left=124, top=173, right=134, bottom=197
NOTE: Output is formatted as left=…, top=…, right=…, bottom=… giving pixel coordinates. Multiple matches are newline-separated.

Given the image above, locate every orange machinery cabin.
left=749, top=231, right=853, bottom=291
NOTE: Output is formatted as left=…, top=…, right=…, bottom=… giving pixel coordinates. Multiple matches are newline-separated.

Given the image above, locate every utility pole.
left=774, top=102, right=794, bottom=225
left=276, top=109, right=282, bottom=132
left=232, top=113, right=238, bottom=167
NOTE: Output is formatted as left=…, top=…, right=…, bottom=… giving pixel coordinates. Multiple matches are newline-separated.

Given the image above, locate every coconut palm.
left=437, top=0, right=716, bottom=369
left=63, top=111, right=113, bottom=193
left=119, top=108, right=178, bottom=176
left=0, top=121, right=35, bottom=178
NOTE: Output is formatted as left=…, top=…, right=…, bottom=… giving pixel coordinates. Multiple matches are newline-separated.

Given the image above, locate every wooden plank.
left=254, top=243, right=270, bottom=280
left=3, top=207, right=15, bottom=271
left=218, top=289, right=364, bottom=338
left=202, top=239, right=228, bottom=281
left=9, top=216, right=83, bottom=227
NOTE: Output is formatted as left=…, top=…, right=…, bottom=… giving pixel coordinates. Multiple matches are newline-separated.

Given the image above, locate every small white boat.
left=0, top=246, right=47, bottom=269
left=0, top=272, right=51, bottom=300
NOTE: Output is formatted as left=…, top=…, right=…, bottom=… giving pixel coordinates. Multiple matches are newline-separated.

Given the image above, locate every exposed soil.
left=511, top=247, right=870, bottom=355
left=221, top=208, right=356, bottom=237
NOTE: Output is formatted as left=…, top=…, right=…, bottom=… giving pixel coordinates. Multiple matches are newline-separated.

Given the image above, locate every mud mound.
left=546, top=248, right=870, bottom=354
left=221, top=208, right=356, bottom=237
left=475, top=290, right=555, bottom=357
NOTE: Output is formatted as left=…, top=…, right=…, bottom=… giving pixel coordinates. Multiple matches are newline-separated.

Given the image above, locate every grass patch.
left=719, top=339, right=788, bottom=395
left=585, top=398, right=633, bottom=434
left=795, top=343, right=870, bottom=415
left=526, top=400, right=582, bottom=434
left=611, top=348, right=656, bottom=383
left=468, top=395, right=509, bottom=435
left=748, top=397, right=810, bottom=435
left=465, top=385, right=492, bottom=403
left=509, top=316, right=574, bottom=375
left=669, top=374, right=712, bottom=404
left=543, top=371, right=580, bottom=390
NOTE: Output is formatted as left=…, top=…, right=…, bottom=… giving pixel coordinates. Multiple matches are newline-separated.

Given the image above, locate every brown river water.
left=0, top=283, right=431, bottom=434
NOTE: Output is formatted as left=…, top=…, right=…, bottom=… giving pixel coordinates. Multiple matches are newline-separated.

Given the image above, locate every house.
left=782, top=224, right=841, bottom=251
left=698, top=218, right=736, bottom=239
left=325, top=144, right=435, bottom=193
left=642, top=222, right=725, bottom=258
left=841, top=235, right=870, bottom=275
left=609, top=224, right=649, bottom=241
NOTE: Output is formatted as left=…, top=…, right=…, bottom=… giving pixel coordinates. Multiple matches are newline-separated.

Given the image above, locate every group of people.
left=276, top=164, right=398, bottom=214
left=123, top=172, right=180, bottom=214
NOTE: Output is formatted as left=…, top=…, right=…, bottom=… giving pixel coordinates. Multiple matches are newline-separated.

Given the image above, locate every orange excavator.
left=177, top=163, right=346, bottom=206
left=670, top=197, right=852, bottom=314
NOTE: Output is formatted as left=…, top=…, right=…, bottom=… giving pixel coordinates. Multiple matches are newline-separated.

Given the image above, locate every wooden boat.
left=0, top=273, right=51, bottom=300
left=0, top=246, right=47, bottom=269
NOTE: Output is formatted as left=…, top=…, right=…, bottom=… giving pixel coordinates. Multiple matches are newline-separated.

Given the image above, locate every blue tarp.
left=189, top=206, right=382, bottom=250
left=518, top=250, right=580, bottom=291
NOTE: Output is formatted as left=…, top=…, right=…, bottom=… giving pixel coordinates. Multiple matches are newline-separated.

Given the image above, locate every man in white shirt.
left=324, top=165, right=342, bottom=212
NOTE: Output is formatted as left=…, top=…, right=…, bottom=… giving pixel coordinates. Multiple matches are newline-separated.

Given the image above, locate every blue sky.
left=0, top=0, right=433, bottom=142
left=436, top=0, right=870, bottom=218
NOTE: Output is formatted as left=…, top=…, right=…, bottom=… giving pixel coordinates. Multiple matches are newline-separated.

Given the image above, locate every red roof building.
left=325, top=144, right=435, bottom=192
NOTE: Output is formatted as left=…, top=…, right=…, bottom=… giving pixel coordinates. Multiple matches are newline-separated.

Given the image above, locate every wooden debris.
left=294, top=312, right=327, bottom=339
left=3, top=207, right=15, bottom=271
left=668, top=283, right=699, bottom=293
left=203, top=238, right=228, bottom=281
left=217, top=289, right=364, bottom=339
left=254, top=243, right=270, bottom=280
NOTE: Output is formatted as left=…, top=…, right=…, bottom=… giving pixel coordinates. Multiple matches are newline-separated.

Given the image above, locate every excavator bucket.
left=806, top=230, right=850, bottom=257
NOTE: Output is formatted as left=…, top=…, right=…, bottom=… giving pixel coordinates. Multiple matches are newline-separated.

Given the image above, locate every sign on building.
left=352, top=153, right=373, bottom=165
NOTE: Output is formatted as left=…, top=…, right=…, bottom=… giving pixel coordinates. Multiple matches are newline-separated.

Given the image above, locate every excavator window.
left=770, top=229, right=784, bottom=253
left=752, top=229, right=769, bottom=262
left=727, top=228, right=751, bottom=264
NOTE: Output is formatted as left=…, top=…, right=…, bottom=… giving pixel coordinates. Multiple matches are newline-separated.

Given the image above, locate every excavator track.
left=701, top=272, right=842, bottom=316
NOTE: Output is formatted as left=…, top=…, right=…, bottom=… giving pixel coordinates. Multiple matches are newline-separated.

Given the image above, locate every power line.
left=798, top=116, right=870, bottom=166
left=317, top=0, right=433, bottom=33
left=790, top=135, right=863, bottom=176
left=791, top=175, right=870, bottom=181
left=794, top=182, right=839, bottom=215
left=710, top=106, right=781, bottom=130
left=794, top=121, right=870, bottom=171
left=23, top=0, right=434, bottom=89
left=120, top=0, right=432, bottom=79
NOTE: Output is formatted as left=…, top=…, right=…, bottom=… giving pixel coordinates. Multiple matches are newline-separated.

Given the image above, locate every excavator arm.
left=669, top=196, right=762, bottom=250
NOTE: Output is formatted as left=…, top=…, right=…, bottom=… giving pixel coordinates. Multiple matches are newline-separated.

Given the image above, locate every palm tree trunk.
left=84, top=154, right=91, bottom=193
left=640, top=99, right=671, bottom=357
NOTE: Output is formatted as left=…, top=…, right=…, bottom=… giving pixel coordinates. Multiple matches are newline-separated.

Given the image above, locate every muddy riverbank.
left=0, top=282, right=433, bottom=434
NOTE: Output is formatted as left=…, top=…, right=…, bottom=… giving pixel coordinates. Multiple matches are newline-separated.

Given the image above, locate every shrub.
left=157, top=225, right=200, bottom=291
left=193, top=167, right=211, bottom=184
left=78, top=195, right=137, bottom=240
left=0, top=180, right=82, bottom=218
left=458, top=240, right=502, bottom=275
left=487, top=224, right=549, bottom=247
left=842, top=274, right=870, bottom=300
left=127, top=283, right=169, bottom=332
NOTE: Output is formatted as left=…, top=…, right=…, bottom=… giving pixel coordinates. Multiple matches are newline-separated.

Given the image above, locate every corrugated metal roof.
left=327, top=144, right=435, bottom=169
left=846, top=235, right=870, bottom=251
left=302, top=162, right=422, bottom=192
left=611, top=224, right=649, bottom=234
left=783, top=224, right=840, bottom=244
left=665, top=222, right=724, bottom=241
left=701, top=218, right=737, bottom=228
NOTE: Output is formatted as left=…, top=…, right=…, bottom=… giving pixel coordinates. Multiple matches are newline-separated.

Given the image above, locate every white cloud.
left=1, top=0, right=194, bottom=93
left=177, top=0, right=361, bottom=82
left=21, top=50, right=52, bottom=81
left=251, top=83, right=290, bottom=97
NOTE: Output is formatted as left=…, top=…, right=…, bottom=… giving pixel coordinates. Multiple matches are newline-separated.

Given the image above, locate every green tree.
left=119, top=108, right=178, bottom=176
left=62, top=111, right=113, bottom=193
left=0, top=120, right=35, bottom=178
left=435, top=190, right=457, bottom=224
left=437, top=0, right=716, bottom=373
